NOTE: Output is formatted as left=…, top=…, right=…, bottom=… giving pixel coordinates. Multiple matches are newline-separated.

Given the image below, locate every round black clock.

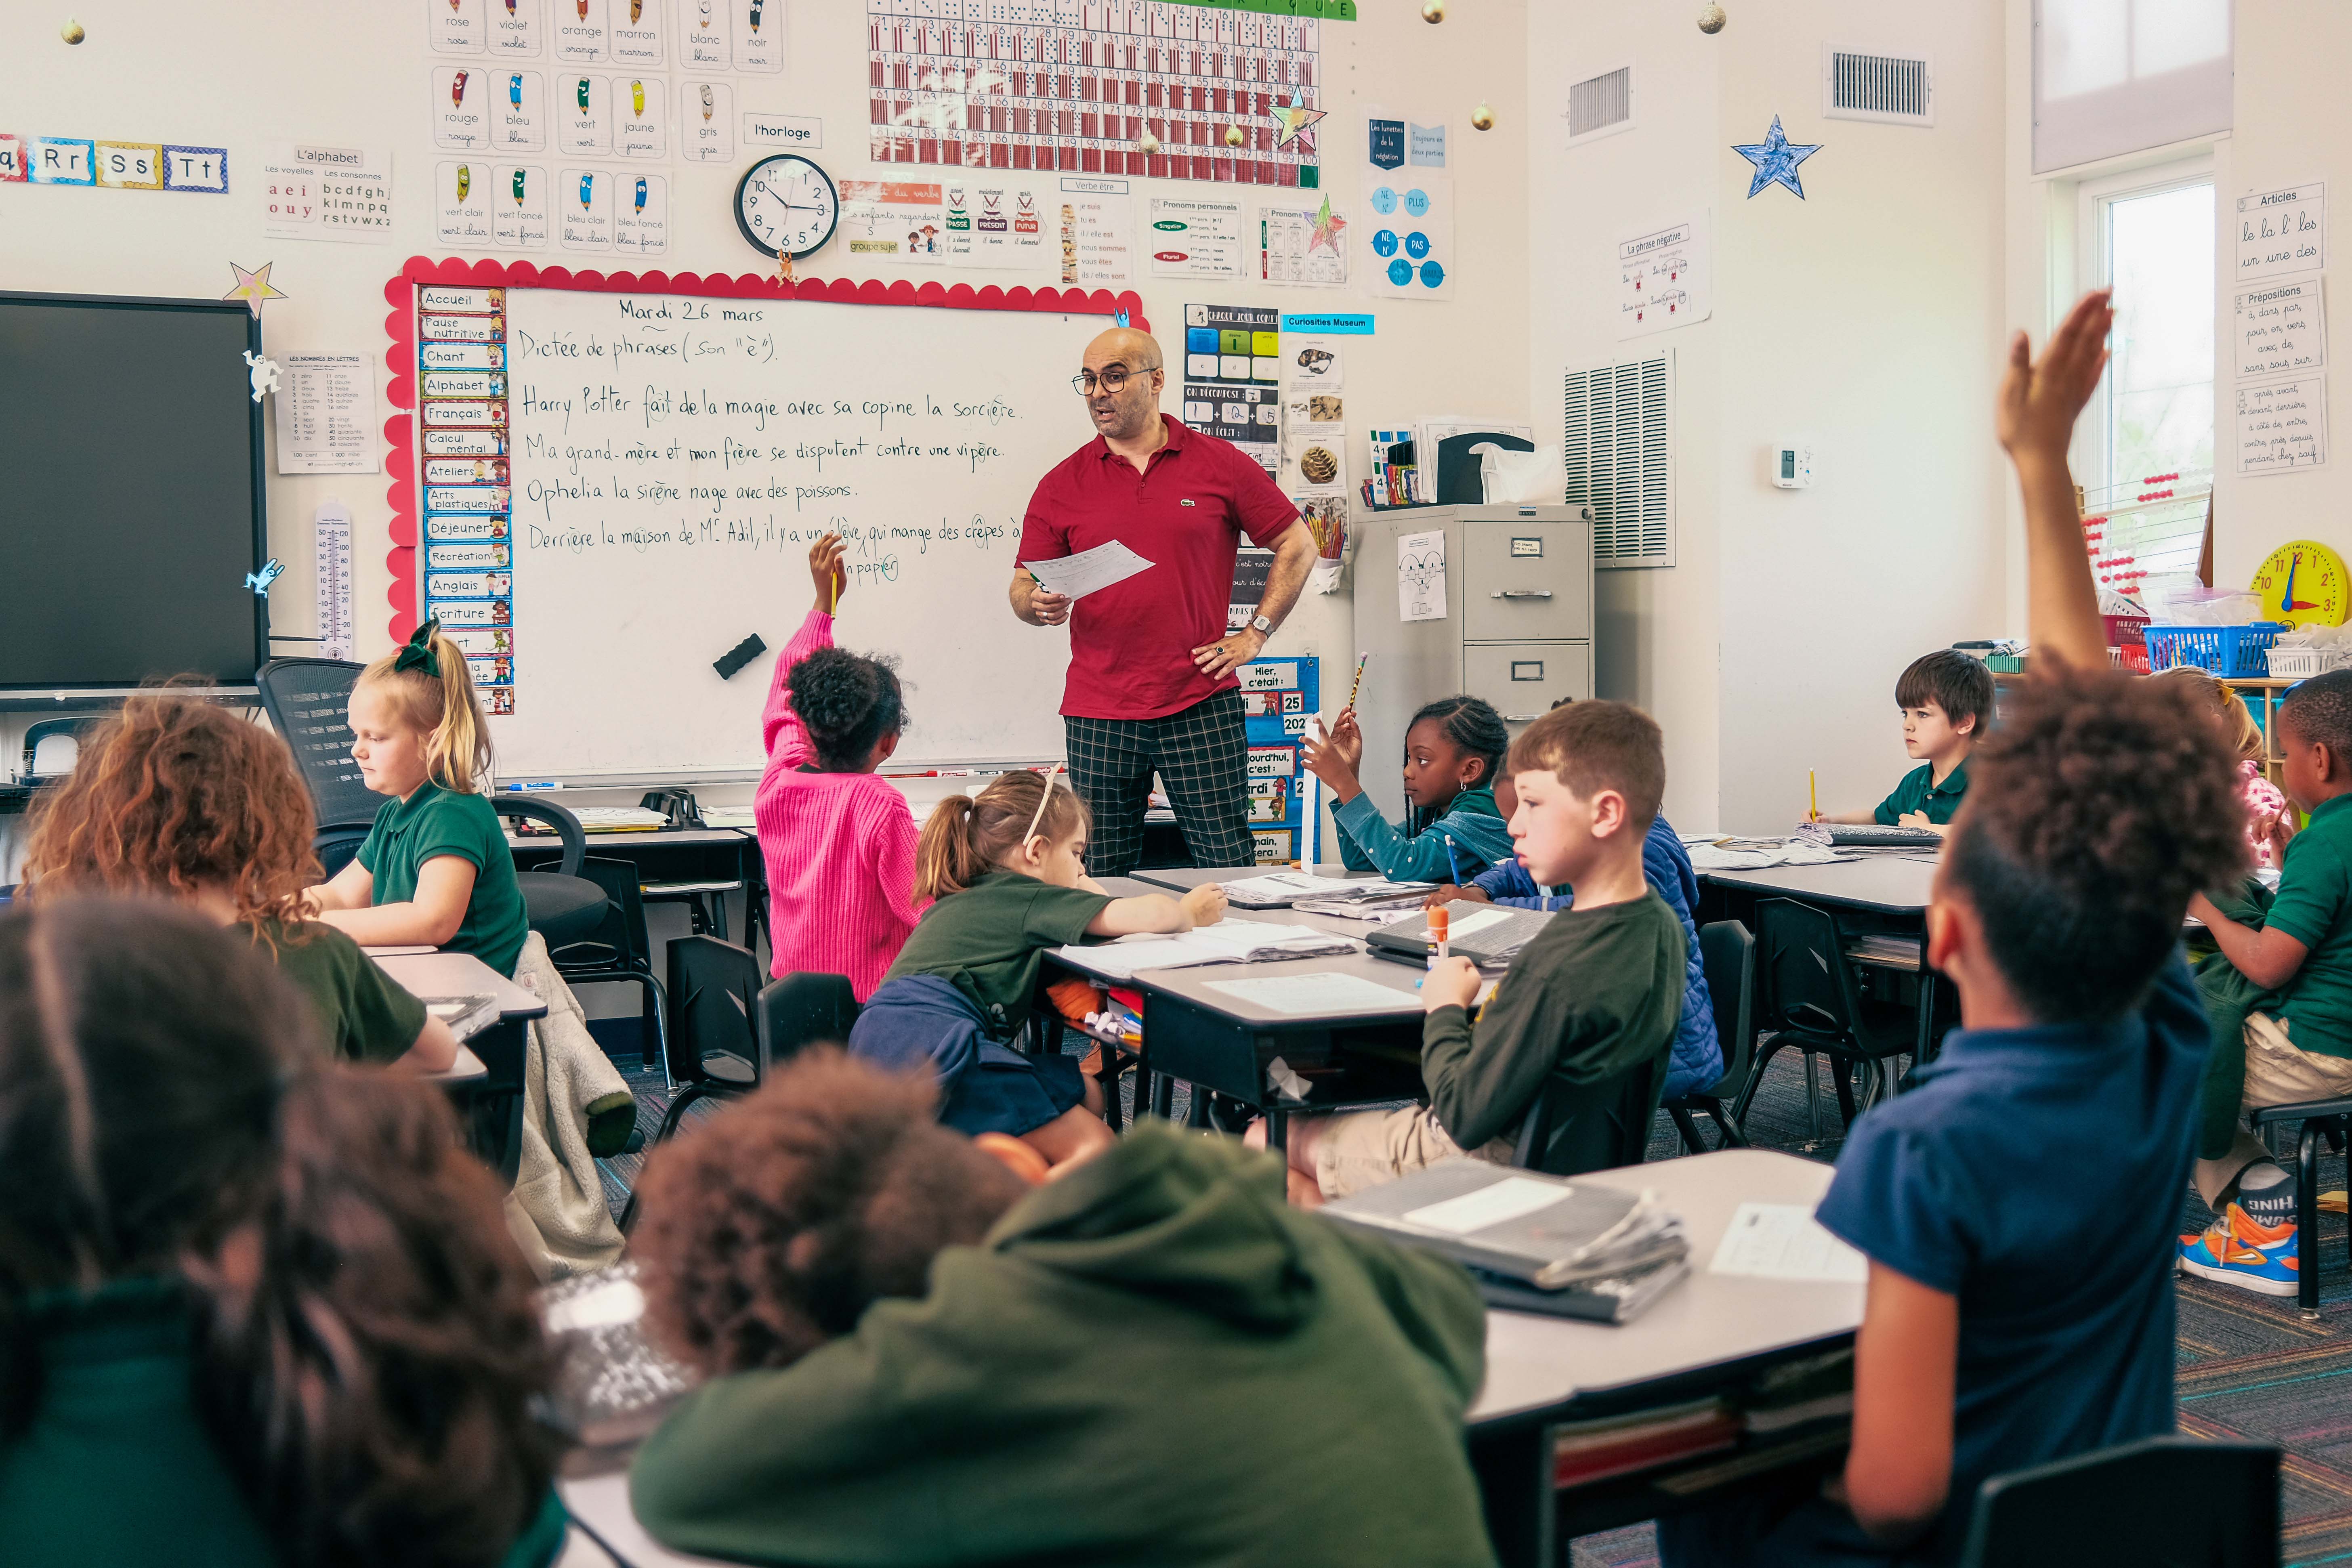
left=734, top=153, right=840, bottom=261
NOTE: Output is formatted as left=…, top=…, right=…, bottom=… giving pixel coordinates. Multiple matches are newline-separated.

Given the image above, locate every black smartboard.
left=0, top=292, right=268, bottom=689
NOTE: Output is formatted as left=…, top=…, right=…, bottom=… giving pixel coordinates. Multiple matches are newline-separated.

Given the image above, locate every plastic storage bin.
left=2266, top=644, right=2334, bottom=680
left=2144, top=622, right=2290, bottom=678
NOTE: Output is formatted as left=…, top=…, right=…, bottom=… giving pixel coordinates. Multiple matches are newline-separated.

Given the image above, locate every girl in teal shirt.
left=311, top=619, right=532, bottom=976
left=1305, top=695, right=1517, bottom=882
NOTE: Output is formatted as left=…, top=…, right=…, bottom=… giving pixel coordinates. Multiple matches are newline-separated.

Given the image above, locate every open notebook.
left=1053, top=919, right=1356, bottom=982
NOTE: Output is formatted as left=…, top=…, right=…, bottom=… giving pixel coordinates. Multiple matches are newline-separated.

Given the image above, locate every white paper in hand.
left=1023, top=539, right=1153, bottom=600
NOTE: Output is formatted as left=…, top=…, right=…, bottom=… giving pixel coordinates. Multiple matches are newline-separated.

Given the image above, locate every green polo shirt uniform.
left=3, top=1278, right=569, bottom=1568
left=1875, top=759, right=1971, bottom=826
left=883, top=870, right=1110, bottom=1038
left=357, top=781, right=531, bottom=976
left=247, top=917, right=428, bottom=1064
left=2263, top=793, right=2352, bottom=1058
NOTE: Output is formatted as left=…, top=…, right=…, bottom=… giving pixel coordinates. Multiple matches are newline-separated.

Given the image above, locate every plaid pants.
left=1065, top=688, right=1253, bottom=877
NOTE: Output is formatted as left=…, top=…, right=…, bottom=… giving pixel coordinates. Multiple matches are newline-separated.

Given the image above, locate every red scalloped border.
left=381, top=256, right=1148, bottom=644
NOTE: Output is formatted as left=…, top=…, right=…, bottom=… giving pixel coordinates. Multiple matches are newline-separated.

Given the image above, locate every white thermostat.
left=1772, top=441, right=1815, bottom=489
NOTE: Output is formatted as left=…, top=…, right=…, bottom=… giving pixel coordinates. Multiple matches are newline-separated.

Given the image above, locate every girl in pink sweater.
left=755, top=535, right=924, bottom=998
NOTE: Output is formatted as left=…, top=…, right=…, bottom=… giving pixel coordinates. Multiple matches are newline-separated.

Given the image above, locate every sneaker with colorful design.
left=2179, top=1205, right=2300, bottom=1297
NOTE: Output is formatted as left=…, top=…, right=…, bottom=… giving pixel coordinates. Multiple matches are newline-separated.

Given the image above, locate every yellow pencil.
left=1809, top=768, right=1818, bottom=822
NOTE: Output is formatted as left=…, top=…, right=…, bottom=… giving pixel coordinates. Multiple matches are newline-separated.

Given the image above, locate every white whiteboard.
left=416, top=281, right=1120, bottom=781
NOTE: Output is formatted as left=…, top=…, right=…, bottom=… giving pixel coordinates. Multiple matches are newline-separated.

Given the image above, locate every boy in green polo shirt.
left=2185, top=669, right=2352, bottom=1294
left=1814, top=650, right=1994, bottom=833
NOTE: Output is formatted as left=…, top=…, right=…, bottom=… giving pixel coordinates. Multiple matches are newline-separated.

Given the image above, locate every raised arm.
left=762, top=535, right=848, bottom=766
left=1997, top=289, right=2113, bottom=672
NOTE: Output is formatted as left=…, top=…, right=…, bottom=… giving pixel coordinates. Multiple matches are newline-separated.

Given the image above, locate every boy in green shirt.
left=1815, top=649, right=1994, bottom=833
left=1264, top=701, right=1684, bottom=1202
left=2186, top=669, right=2352, bottom=1293
left=627, top=1050, right=1498, bottom=1568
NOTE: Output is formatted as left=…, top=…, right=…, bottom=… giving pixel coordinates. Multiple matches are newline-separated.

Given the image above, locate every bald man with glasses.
left=1011, top=327, right=1317, bottom=876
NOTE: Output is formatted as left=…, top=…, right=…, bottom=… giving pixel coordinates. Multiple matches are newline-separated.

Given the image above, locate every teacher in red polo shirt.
left=1011, top=326, right=1317, bottom=876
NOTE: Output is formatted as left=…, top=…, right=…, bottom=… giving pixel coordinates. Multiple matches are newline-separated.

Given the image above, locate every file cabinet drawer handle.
left=1503, top=713, right=1543, bottom=723
left=1491, top=589, right=1554, bottom=599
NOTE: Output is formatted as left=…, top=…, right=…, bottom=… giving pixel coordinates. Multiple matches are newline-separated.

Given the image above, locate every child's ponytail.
left=915, top=796, right=989, bottom=901
left=357, top=621, right=495, bottom=793
left=913, top=772, right=1088, bottom=900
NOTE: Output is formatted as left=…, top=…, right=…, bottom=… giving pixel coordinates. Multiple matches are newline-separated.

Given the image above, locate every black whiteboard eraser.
left=713, top=633, right=768, bottom=680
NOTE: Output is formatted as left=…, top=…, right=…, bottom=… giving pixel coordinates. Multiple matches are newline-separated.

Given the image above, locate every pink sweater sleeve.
left=865, top=787, right=929, bottom=930
left=761, top=609, right=834, bottom=766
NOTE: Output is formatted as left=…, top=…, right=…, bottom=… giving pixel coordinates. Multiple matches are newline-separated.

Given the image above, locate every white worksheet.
left=1708, top=1202, right=1868, bottom=1284
left=1204, top=972, right=1417, bottom=1016
left=1022, top=539, right=1153, bottom=599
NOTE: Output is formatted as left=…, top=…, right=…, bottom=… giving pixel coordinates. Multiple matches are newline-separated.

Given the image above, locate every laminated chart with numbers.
left=866, top=0, right=1349, bottom=184
left=412, top=285, right=520, bottom=714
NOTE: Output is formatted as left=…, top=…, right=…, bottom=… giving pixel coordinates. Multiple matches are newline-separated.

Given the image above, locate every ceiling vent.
left=1822, top=44, right=1934, bottom=126
left=1565, top=64, right=1635, bottom=146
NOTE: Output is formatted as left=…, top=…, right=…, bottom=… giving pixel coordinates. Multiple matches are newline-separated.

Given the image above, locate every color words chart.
left=865, top=0, right=1342, bottom=184
left=414, top=286, right=520, bottom=713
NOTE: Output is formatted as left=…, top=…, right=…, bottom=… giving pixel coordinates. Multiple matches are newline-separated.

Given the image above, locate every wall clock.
left=734, top=153, right=839, bottom=261
left=2251, top=540, right=2351, bottom=628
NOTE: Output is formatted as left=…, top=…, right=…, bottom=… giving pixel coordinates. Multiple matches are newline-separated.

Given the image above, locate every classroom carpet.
left=589, top=1040, right=2352, bottom=1568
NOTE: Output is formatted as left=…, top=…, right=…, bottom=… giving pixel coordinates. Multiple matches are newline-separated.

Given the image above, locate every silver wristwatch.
left=1249, top=614, right=1273, bottom=636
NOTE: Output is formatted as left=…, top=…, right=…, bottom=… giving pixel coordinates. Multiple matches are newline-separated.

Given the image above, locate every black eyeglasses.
left=1072, top=363, right=1158, bottom=395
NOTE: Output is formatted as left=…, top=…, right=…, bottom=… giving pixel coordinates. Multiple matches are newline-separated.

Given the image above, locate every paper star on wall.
left=1308, top=194, right=1346, bottom=256
left=1269, top=98, right=1327, bottom=151
left=1732, top=115, right=1821, bottom=200
left=222, top=260, right=288, bottom=317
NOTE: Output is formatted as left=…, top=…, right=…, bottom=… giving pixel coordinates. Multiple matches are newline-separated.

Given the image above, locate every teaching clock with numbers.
left=2251, top=540, right=2352, bottom=629
left=734, top=153, right=839, bottom=262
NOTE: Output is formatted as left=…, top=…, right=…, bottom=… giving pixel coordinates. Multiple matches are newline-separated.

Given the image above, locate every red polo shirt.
left=1018, top=416, right=1298, bottom=720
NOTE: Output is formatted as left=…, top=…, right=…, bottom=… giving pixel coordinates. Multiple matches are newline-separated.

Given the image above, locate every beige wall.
left=1529, top=0, right=2012, bottom=834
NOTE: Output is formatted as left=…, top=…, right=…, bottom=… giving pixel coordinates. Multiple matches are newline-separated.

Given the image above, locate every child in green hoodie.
left=627, top=1050, right=1499, bottom=1568
left=1306, top=695, right=1516, bottom=883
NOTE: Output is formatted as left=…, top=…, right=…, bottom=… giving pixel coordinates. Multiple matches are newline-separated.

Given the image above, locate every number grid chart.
left=865, top=0, right=1345, bottom=184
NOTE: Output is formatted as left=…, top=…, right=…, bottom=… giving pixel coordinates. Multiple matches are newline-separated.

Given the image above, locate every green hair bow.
left=394, top=618, right=443, bottom=679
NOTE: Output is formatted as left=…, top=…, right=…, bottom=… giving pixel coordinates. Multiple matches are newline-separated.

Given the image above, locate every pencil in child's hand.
left=1809, top=769, right=1818, bottom=823
left=1346, top=651, right=1368, bottom=710
left=1444, top=833, right=1465, bottom=884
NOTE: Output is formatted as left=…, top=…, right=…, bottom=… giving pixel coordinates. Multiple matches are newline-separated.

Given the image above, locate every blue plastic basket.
left=2144, top=622, right=2291, bottom=678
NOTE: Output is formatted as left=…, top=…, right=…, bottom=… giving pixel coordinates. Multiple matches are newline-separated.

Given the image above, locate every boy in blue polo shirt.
left=2184, top=668, right=2352, bottom=1293
left=1663, top=291, right=2247, bottom=1565
left=1815, top=649, right=1994, bottom=833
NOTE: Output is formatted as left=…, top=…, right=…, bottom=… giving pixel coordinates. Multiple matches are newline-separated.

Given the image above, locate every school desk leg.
left=1469, top=1420, right=1554, bottom=1568
left=2300, top=1120, right=2324, bottom=1318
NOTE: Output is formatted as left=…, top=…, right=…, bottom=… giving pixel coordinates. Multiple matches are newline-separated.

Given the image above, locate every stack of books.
left=1319, top=1161, right=1690, bottom=1325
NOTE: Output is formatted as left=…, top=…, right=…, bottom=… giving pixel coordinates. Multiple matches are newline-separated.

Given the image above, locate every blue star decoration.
left=1733, top=115, right=1822, bottom=200
left=245, top=557, right=286, bottom=597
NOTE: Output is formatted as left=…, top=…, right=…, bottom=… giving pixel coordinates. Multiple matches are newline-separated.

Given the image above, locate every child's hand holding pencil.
left=810, top=532, right=848, bottom=615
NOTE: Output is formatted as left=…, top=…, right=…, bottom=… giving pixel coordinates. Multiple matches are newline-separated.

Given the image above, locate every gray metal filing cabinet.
left=1355, top=504, right=1594, bottom=796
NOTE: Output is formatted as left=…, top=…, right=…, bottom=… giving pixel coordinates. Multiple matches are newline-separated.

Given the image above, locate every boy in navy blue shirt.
left=1662, top=291, right=2248, bottom=1565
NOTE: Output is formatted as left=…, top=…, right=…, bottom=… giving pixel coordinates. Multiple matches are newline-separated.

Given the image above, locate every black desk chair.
left=1508, top=1058, right=1661, bottom=1178
left=649, top=936, right=767, bottom=1147
left=1956, top=1435, right=2278, bottom=1568
left=758, top=971, right=860, bottom=1066
left=21, top=716, right=101, bottom=781
left=256, top=659, right=384, bottom=874
left=492, top=796, right=610, bottom=951
left=1744, top=899, right=1915, bottom=1144
left=546, top=854, right=670, bottom=1075
left=1663, top=920, right=1757, bottom=1154
left=2247, top=1094, right=2352, bottom=1315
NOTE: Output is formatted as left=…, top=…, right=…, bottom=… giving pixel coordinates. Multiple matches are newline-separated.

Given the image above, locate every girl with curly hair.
left=0, top=896, right=563, bottom=1568
left=21, top=691, right=457, bottom=1071
left=753, top=532, right=926, bottom=999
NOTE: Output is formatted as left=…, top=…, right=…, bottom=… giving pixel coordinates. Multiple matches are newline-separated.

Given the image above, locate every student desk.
left=375, top=949, right=546, bottom=1179
left=1699, top=854, right=1947, bottom=1065
left=1468, top=1148, right=1861, bottom=1566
